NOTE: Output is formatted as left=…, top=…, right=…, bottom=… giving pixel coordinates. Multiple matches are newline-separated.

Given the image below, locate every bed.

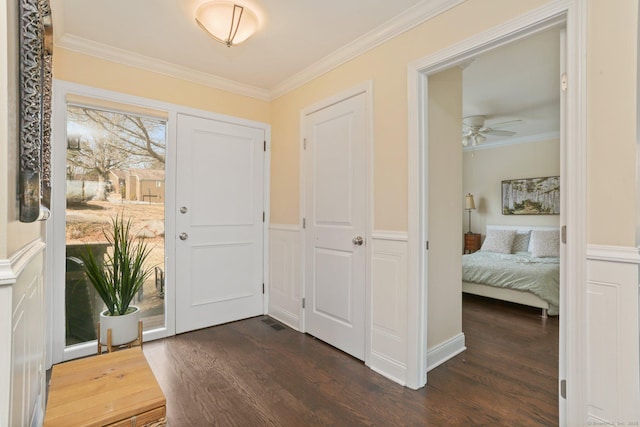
left=462, top=225, right=560, bottom=317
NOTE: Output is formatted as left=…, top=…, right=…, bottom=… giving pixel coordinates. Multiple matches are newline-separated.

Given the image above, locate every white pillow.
left=511, top=230, right=531, bottom=253
left=481, top=229, right=517, bottom=254
left=529, top=230, right=560, bottom=257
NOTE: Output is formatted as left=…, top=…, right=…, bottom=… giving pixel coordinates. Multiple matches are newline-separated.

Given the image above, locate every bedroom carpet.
left=143, top=294, right=558, bottom=426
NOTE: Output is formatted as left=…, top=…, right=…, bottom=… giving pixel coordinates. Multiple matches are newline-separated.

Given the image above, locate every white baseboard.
left=370, top=351, right=407, bottom=386
left=427, top=333, right=466, bottom=372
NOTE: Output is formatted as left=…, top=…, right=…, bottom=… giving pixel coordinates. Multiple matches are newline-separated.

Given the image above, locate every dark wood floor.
left=143, top=294, right=558, bottom=426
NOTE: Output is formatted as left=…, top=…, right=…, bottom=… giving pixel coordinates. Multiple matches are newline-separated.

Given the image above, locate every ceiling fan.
left=461, top=115, right=522, bottom=147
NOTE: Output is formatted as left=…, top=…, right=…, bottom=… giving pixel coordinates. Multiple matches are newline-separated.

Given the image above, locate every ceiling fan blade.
left=485, top=119, right=523, bottom=130
left=484, top=129, right=516, bottom=136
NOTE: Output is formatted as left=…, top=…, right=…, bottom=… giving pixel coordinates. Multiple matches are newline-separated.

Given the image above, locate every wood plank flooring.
left=143, top=294, right=558, bottom=426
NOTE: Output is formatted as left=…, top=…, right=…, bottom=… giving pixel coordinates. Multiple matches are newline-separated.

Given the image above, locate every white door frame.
left=407, top=1, right=587, bottom=425
left=300, top=81, right=374, bottom=365
left=48, top=80, right=270, bottom=365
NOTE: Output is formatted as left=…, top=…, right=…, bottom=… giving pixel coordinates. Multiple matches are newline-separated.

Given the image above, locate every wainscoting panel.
left=4, top=241, right=46, bottom=427
left=370, top=232, right=408, bottom=384
left=268, top=225, right=302, bottom=330
left=586, top=245, right=640, bottom=425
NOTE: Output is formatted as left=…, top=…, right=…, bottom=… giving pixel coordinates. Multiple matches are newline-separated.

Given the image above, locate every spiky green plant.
left=81, top=214, right=153, bottom=316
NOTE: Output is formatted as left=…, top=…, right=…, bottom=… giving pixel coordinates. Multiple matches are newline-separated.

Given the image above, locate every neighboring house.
left=108, top=169, right=127, bottom=199
left=111, top=168, right=165, bottom=203
left=127, top=169, right=165, bottom=203
left=1, top=2, right=639, bottom=427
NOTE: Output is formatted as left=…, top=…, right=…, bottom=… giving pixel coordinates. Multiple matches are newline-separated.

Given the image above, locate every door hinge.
left=303, top=138, right=307, bottom=150
left=561, top=225, right=567, bottom=244
left=561, top=73, right=568, bottom=92
left=264, top=140, right=266, bottom=151
left=560, top=379, right=566, bottom=399
left=262, top=283, right=265, bottom=294
left=263, top=211, right=265, bottom=223
left=425, top=241, right=429, bottom=250
left=302, top=218, right=306, bottom=229
left=302, top=298, right=305, bottom=308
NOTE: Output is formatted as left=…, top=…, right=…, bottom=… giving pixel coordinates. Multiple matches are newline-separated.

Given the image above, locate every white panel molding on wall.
left=370, top=232, right=409, bottom=385
left=0, top=240, right=46, bottom=427
left=268, top=224, right=302, bottom=330
left=586, top=245, right=640, bottom=425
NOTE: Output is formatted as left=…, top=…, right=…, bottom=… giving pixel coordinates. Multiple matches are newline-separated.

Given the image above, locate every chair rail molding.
left=0, top=239, right=46, bottom=286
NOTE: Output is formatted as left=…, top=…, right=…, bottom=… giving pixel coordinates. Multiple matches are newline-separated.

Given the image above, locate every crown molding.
left=55, top=34, right=271, bottom=101
left=269, top=0, right=465, bottom=99
left=462, top=131, right=560, bottom=151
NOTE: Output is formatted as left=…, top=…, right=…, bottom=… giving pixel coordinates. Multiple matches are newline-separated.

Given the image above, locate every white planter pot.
left=99, top=306, right=140, bottom=346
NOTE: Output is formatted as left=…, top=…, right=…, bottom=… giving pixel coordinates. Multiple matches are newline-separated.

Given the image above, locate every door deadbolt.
left=180, top=206, right=188, bottom=214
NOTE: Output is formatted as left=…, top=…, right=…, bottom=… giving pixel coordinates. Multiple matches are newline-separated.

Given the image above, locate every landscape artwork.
left=502, top=176, right=560, bottom=215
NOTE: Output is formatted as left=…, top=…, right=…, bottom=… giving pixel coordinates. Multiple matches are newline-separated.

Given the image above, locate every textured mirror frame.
left=18, top=0, right=52, bottom=222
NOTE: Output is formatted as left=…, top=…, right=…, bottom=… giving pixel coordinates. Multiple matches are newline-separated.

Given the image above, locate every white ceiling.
left=51, top=0, right=560, bottom=145
left=463, top=27, right=561, bottom=148
left=52, top=0, right=433, bottom=98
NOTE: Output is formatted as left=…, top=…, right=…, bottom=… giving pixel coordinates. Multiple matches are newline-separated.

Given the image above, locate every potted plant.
left=81, top=213, right=153, bottom=348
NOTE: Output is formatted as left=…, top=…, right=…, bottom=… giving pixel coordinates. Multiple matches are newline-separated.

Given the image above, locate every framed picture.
left=18, top=0, right=53, bottom=222
left=502, top=176, right=560, bottom=215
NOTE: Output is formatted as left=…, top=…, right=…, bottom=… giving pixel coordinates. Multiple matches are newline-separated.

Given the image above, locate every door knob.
left=352, top=236, right=364, bottom=246
left=180, top=206, right=188, bottom=214
left=179, top=232, right=188, bottom=241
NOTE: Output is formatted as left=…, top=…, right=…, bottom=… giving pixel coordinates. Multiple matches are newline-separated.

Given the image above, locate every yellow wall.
left=427, top=67, right=463, bottom=348
left=270, top=0, right=550, bottom=229
left=55, top=0, right=635, bottom=244
left=9, top=3, right=638, bottom=252
left=0, top=0, right=10, bottom=259
left=587, top=0, right=638, bottom=246
left=53, top=48, right=271, bottom=124
left=270, top=0, right=638, bottom=246
left=1, top=0, right=42, bottom=258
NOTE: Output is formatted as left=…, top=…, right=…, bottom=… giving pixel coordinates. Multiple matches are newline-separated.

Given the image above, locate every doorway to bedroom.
left=427, top=25, right=563, bottom=422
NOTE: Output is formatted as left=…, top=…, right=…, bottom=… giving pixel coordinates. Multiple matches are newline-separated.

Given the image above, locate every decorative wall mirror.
left=19, top=0, right=53, bottom=222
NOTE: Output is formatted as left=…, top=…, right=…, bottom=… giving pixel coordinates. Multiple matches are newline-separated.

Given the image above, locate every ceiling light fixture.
left=461, top=133, right=486, bottom=147
left=195, top=1, right=258, bottom=47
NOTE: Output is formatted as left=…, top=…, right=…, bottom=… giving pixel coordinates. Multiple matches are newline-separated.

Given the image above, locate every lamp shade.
left=196, top=1, right=258, bottom=47
left=465, top=193, right=476, bottom=210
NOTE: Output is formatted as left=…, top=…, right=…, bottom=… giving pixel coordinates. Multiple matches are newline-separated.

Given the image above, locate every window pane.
left=64, top=105, right=166, bottom=346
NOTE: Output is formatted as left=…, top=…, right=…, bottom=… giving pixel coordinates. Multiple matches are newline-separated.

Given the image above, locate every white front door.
left=175, top=114, right=265, bottom=334
left=303, top=92, right=368, bottom=360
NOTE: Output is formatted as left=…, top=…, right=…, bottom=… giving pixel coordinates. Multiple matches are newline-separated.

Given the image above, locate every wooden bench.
left=44, top=348, right=166, bottom=426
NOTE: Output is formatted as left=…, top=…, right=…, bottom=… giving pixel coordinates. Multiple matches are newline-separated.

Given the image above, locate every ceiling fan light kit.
left=196, top=1, right=258, bottom=47
left=461, top=115, right=520, bottom=147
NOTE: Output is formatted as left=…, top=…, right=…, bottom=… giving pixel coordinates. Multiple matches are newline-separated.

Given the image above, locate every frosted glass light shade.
left=196, top=1, right=258, bottom=47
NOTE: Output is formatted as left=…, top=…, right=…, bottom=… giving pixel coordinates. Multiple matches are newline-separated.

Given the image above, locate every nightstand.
left=464, top=233, right=481, bottom=254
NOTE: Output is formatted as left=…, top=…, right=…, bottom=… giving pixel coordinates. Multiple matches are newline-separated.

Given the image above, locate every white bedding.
left=462, top=251, right=560, bottom=315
